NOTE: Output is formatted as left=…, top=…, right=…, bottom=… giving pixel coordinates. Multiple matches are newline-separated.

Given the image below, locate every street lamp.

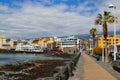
left=89, top=39, right=91, bottom=50
left=109, top=4, right=117, bottom=61
left=79, top=40, right=81, bottom=51
left=102, top=35, right=104, bottom=62
left=89, top=38, right=93, bottom=55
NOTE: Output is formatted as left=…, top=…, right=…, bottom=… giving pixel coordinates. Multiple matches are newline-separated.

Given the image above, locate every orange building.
left=32, top=37, right=54, bottom=49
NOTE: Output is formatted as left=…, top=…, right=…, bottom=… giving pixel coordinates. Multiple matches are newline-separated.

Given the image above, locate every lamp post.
left=89, top=38, right=93, bottom=55
left=109, top=4, right=117, bottom=61
left=95, top=35, right=98, bottom=47
left=89, top=39, right=91, bottom=51
left=102, top=35, right=104, bottom=62
left=79, top=40, right=81, bottom=51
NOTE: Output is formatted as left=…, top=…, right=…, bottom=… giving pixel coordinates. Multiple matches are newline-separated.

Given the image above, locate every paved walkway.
left=69, top=54, right=117, bottom=80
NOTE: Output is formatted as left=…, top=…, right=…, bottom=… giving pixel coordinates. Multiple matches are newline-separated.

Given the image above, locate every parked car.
left=117, top=53, right=120, bottom=59
left=109, top=52, right=114, bottom=60
left=109, top=52, right=120, bottom=60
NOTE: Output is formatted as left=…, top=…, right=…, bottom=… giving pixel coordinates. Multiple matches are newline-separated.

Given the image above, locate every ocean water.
left=0, top=53, right=63, bottom=66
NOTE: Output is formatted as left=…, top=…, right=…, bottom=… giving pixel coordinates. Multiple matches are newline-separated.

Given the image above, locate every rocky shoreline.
left=0, top=59, right=65, bottom=80
left=0, top=53, right=77, bottom=80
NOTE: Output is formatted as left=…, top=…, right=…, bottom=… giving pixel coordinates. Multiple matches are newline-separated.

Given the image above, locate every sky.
left=0, top=0, right=120, bottom=38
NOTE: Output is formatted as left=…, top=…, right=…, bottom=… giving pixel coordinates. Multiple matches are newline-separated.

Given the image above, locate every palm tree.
left=89, top=28, right=98, bottom=48
left=94, top=11, right=115, bottom=62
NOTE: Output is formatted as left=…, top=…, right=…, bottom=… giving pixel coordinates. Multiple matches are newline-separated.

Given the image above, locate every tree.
left=94, top=11, right=115, bottom=62
left=89, top=28, right=98, bottom=48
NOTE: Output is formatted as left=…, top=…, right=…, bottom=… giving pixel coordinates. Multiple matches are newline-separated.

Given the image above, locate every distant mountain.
left=76, top=31, right=120, bottom=40
left=5, top=31, right=120, bottom=41
left=75, top=34, right=91, bottom=40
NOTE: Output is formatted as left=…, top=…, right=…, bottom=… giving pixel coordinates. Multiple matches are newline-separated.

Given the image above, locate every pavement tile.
left=69, top=54, right=117, bottom=80
left=83, top=54, right=116, bottom=80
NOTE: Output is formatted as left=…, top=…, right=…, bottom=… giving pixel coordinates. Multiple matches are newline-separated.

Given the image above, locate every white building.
left=16, top=43, right=44, bottom=52
left=0, top=35, right=6, bottom=48
left=61, top=35, right=78, bottom=48
left=54, top=35, right=79, bottom=49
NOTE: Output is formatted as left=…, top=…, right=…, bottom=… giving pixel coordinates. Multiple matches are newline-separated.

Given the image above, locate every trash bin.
left=96, top=55, right=100, bottom=61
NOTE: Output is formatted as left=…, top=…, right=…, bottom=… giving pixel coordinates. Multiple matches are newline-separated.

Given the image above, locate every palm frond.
left=97, top=14, right=103, bottom=19
left=89, top=28, right=98, bottom=35
left=104, top=11, right=113, bottom=21
left=104, top=11, right=111, bottom=16
left=94, top=19, right=101, bottom=25
left=108, top=17, right=114, bottom=24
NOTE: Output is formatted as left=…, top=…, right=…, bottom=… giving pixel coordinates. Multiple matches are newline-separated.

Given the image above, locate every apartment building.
left=0, top=35, right=6, bottom=47
left=32, top=37, right=54, bottom=49
left=97, top=35, right=120, bottom=48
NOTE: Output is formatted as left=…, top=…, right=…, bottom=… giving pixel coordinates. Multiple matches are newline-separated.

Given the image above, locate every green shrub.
left=86, top=50, right=91, bottom=55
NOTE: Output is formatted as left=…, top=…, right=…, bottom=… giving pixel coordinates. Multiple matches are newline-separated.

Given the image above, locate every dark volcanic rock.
left=0, top=59, right=65, bottom=80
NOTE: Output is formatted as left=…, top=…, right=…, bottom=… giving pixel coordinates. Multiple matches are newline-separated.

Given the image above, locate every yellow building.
left=97, top=35, right=120, bottom=48
left=32, top=37, right=54, bottom=48
left=33, top=38, right=54, bottom=43
left=0, top=35, right=6, bottom=47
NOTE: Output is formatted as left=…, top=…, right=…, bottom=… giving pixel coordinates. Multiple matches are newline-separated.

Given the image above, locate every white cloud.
left=0, top=0, right=120, bottom=38
left=0, top=5, right=8, bottom=11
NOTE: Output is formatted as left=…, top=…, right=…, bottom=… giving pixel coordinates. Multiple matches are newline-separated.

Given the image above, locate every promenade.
left=69, top=54, right=117, bottom=80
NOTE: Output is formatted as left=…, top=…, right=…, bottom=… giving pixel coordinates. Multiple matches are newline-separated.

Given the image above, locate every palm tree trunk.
left=92, top=34, right=95, bottom=48
left=103, top=21, right=109, bottom=62
left=103, top=22, right=108, bottom=39
left=105, top=39, right=109, bottom=62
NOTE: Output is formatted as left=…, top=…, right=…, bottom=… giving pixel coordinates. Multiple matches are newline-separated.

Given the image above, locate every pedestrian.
left=81, top=49, right=85, bottom=55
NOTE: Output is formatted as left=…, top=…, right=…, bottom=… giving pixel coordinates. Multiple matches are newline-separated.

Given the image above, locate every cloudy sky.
left=0, top=0, right=120, bottom=38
